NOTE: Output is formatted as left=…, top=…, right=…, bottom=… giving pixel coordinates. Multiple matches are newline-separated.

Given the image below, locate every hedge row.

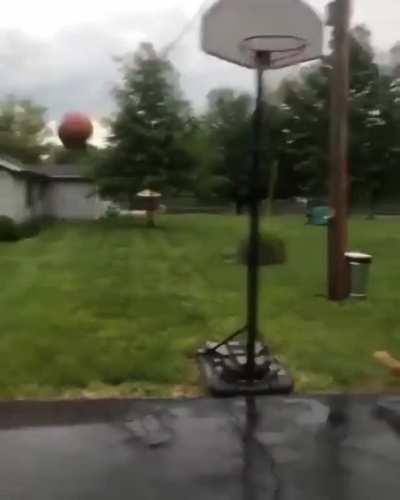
left=0, top=216, right=43, bottom=242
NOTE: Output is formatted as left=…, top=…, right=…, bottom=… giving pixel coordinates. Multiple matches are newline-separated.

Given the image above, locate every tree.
left=389, top=42, right=400, bottom=77
left=46, top=143, right=105, bottom=177
left=96, top=43, right=194, bottom=206
left=183, top=117, right=222, bottom=201
left=197, top=86, right=293, bottom=212
left=277, top=64, right=330, bottom=198
left=202, top=88, right=254, bottom=213
left=0, top=96, right=50, bottom=163
left=371, top=42, right=400, bottom=207
left=276, top=25, right=397, bottom=207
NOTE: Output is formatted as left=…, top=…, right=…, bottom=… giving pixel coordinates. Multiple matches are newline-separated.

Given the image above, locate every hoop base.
left=197, top=338, right=294, bottom=397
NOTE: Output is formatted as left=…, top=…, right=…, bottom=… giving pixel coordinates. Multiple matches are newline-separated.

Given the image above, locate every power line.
left=161, top=0, right=213, bottom=57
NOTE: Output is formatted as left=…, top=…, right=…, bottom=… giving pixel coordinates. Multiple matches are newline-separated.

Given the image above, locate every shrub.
left=238, top=233, right=287, bottom=266
left=0, top=216, right=46, bottom=243
left=18, top=218, right=42, bottom=239
left=0, top=216, right=19, bottom=242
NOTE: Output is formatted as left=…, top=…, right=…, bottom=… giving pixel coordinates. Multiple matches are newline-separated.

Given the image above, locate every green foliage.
left=184, top=118, right=222, bottom=201
left=18, top=218, right=42, bottom=239
left=277, top=64, right=330, bottom=197
left=94, top=26, right=400, bottom=207
left=46, top=144, right=104, bottom=177
left=276, top=24, right=400, bottom=206
left=96, top=43, right=194, bottom=204
left=201, top=88, right=254, bottom=208
left=0, top=216, right=45, bottom=242
left=0, top=96, right=50, bottom=163
left=0, top=216, right=19, bottom=241
left=198, top=86, right=305, bottom=207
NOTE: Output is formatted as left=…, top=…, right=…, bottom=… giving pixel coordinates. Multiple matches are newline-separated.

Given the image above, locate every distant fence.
left=163, top=198, right=231, bottom=215
left=152, top=197, right=400, bottom=216
left=162, top=197, right=306, bottom=215
left=351, top=201, right=400, bottom=216
left=271, top=199, right=400, bottom=216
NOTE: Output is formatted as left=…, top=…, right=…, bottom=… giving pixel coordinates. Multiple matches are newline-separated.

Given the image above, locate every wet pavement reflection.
left=0, top=395, right=399, bottom=499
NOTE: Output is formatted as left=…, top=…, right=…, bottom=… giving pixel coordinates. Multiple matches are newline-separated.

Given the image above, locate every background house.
left=0, top=157, right=104, bottom=221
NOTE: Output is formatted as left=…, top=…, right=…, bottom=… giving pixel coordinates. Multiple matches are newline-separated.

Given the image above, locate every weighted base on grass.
left=197, top=339, right=294, bottom=397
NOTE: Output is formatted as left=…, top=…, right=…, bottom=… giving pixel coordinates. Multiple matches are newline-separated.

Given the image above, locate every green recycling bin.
left=345, top=252, right=373, bottom=299
left=306, top=206, right=329, bottom=226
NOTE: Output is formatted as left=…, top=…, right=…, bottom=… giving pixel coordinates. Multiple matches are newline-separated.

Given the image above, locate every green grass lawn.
left=0, top=214, right=399, bottom=398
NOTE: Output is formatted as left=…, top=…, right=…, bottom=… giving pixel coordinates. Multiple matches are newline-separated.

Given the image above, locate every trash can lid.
left=345, top=251, right=372, bottom=263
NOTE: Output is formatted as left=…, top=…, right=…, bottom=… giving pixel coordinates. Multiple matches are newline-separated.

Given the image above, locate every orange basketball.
left=58, top=112, right=93, bottom=149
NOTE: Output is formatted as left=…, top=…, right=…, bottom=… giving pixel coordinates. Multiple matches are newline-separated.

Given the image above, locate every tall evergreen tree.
left=97, top=43, right=193, bottom=205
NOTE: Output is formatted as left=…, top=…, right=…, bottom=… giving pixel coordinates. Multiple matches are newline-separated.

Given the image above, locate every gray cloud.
left=0, top=1, right=400, bottom=126
left=0, top=6, right=302, bottom=126
left=0, top=26, right=119, bottom=121
left=0, top=9, right=188, bottom=122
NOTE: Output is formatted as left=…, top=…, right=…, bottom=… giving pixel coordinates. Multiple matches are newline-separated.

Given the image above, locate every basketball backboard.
left=201, top=0, right=323, bottom=69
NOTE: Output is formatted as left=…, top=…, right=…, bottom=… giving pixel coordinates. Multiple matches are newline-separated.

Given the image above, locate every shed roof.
left=0, top=157, right=91, bottom=181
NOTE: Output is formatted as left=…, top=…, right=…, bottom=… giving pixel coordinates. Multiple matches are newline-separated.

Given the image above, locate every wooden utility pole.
left=327, top=0, right=352, bottom=300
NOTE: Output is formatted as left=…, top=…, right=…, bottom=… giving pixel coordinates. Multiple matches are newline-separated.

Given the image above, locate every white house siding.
left=0, top=164, right=103, bottom=221
left=30, top=181, right=48, bottom=218
left=46, top=180, right=101, bottom=219
left=0, top=170, right=31, bottom=222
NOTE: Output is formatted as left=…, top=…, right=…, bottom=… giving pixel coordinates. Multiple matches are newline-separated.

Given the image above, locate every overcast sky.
left=1, top=0, right=400, bottom=143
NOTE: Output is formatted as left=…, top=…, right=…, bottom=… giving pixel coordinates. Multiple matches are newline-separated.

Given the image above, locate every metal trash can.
left=345, top=252, right=373, bottom=299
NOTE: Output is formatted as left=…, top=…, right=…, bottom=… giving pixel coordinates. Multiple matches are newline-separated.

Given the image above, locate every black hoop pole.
left=246, top=51, right=269, bottom=381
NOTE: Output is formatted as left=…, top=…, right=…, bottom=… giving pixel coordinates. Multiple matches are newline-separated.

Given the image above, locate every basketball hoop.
left=239, top=35, right=308, bottom=68
left=197, top=0, right=323, bottom=397
left=201, top=0, right=323, bottom=70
